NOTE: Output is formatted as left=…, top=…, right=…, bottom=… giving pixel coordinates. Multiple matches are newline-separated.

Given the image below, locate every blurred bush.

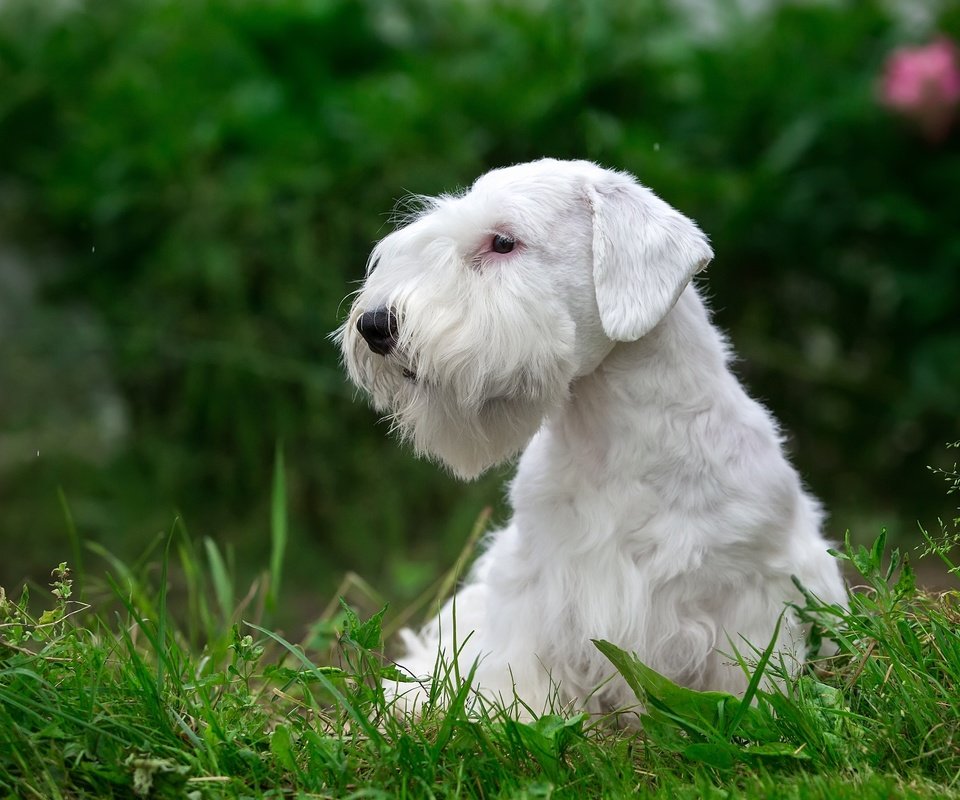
left=0, top=0, right=958, bottom=611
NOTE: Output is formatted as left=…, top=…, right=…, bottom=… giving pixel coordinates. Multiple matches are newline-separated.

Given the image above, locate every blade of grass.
left=267, top=442, right=288, bottom=614
left=723, top=613, right=782, bottom=737
left=156, top=522, right=177, bottom=695
left=203, top=537, right=234, bottom=626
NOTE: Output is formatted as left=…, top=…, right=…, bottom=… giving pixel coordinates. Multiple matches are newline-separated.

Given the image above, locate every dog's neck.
left=550, top=286, right=739, bottom=474
left=601, top=286, right=731, bottom=398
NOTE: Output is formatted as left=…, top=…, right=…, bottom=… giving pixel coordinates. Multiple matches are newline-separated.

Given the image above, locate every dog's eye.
left=491, top=234, right=516, bottom=254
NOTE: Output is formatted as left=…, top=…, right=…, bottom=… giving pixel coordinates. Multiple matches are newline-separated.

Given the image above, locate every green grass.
left=1, top=457, right=959, bottom=798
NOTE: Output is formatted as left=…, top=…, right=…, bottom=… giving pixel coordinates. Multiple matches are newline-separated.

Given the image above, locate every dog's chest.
left=511, top=426, right=667, bottom=551
left=500, top=437, right=732, bottom=679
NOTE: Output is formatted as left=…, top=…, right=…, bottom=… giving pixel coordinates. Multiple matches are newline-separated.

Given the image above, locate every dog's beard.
left=390, top=384, right=551, bottom=479
left=350, top=347, right=572, bottom=480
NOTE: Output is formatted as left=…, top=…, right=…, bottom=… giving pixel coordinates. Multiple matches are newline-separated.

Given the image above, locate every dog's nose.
left=356, top=307, right=399, bottom=356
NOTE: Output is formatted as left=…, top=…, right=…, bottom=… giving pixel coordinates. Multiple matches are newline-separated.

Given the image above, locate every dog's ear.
left=586, top=175, right=713, bottom=342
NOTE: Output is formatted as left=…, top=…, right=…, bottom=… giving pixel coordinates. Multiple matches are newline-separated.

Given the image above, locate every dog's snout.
left=356, top=307, right=399, bottom=356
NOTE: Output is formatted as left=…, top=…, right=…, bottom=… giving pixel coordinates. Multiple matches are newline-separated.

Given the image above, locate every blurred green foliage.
left=1, top=0, right=958, bottom=613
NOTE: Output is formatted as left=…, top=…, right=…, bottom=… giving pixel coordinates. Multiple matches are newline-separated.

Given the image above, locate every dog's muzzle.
left=356, top=307, right=398, bottom=356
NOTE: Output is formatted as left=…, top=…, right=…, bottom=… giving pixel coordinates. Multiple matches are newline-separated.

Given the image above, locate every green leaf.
left=270, top=724, right=298, bottom=773
left=728, top=702, right=779, bottom=743
left=637, top=713, right=688, bottom=752
left=526, top=713, right=587, bottom=749
left=871, top=529, right=887, bottom=572
left=683, top=742, right=737, bottom=769
left=264, top=664, right=349, bottom=683
left=741, top=742, right=811, bottom=760
left=503, top=713, right=587, bottom=778
left=594, top=638, right=802, bottom=767
left=797, top=677, right=843, bottom=713
left=894, top=557, right=916, bottom=597
left=593, top=639, right=734, bottom=735
left=339, top=600, right=387, bottom=651
left=37, top=608, right=63, bottom=627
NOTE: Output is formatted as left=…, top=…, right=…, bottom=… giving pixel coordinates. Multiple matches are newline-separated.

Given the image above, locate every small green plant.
left=0, top=562, right=84, bottom=652
left=920, top=441, right=960, bottom=576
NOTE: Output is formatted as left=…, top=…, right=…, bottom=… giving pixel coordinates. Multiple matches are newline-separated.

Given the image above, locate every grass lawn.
left=2, top=459, right=959, bottom=798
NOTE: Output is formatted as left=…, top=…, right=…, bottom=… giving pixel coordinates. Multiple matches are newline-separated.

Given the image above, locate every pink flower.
left=881, top=37, right=960, bottom=141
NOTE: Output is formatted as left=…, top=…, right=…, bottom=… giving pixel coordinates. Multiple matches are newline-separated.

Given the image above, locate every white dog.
left=338, top=159, right=845, bottom=716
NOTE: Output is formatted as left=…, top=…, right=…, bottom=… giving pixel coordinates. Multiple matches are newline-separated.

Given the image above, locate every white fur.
left=337, top=159, right=846, bottom=716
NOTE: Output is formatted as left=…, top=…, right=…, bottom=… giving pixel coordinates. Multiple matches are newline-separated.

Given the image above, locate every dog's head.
left=336, top=159, right=712, bottom=478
